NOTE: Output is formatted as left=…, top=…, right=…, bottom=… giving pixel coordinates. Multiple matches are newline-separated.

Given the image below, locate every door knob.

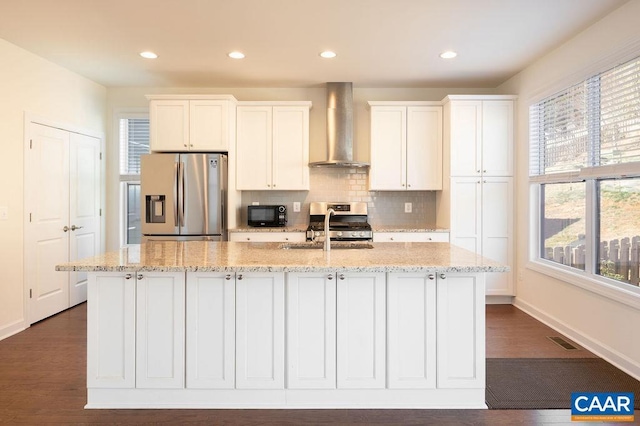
left=71, top=225, right=84, bottom=231
left=62, top=226, right=69, bottom=232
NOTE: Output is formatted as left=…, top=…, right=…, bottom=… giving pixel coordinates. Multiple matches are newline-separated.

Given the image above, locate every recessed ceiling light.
left=320, top=51, right=337, bottom=59
left=228, top=51, right=245, bottom=59
left=440, top=51, right=457, bottom=59
left=139, top=51, right=158, bottom=59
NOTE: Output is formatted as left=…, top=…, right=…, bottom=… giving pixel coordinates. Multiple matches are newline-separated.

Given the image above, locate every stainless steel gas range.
left=306, top=202, right=373, bottom=242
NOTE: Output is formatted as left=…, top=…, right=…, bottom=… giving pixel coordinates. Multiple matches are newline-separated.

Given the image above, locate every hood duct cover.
left=310, top=82, right=369, bottom=168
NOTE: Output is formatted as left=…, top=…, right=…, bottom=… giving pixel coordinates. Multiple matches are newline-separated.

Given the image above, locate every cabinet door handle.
left=338, top=274, right=345, bottom=280
left=225, top=274, right=232, bottom=280
left=483, top=170, right=487, bottom=173
left=124, top=274, right=132, bottom=280
left=327, top=274, right=333, bottom=280
left=477, top=170, right=480, bottom=173
left=428, top=274, right=435, bottom=280
left=439, top=273, right=447, bottom=280
left=238, top=274, right=243, bottom=280
left=137, top=274, right=143, bottom=280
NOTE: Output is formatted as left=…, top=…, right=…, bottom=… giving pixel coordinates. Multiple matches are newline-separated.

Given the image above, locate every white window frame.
left=115, top=109, right=149, bottom=247
left=528, top=57, right=640, bottom=308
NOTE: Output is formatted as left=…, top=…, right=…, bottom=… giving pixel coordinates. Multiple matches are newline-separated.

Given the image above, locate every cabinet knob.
left=124, top=274, right=132, bottom=280
left=238, top=274, right=243, bottom=280
left=428, top=274, right=435, bottom=280
left=183, top=144, right=187, bottom=147
left=401, top=183, right=405, bottom=187
left=428, top=237, right=432, bottom=241
left=267, top=184, right=271, bottom=188
left=483, top=180, right=487, bottom=183
left=390, top=237, right=394, bottom=241
left=285, top=237, right=289, bottom=241
left=483, top=170, right=487, bottom=173
left=339, top=274, right=345, bottom=280
left=407, top=184, right=411, bottom=188
left=190, top=144, right=193, bottom=147
left=327, top=274, right=334, bottom=280
left=225, top=274, right=232, bottom=281
left=439, top=273, right=447, bottom=280
left=137, top=274, right=143, bottom=280
left=246, top=237, right=251, bottom=241
left=477, top=170, right=480, bottom=173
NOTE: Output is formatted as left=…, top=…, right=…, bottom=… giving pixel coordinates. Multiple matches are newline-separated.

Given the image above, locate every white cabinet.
left=336, top=272, right=386, bottom=389
left=136, top=271, right=186, bottom=389
left=448, top=99, right=513, bottom=177
left=229, top=231, right=306, bottom=243
left=439, top=95, right=516, bottom=296
left=236, top=103, right=311, bottom=190
left=87, top=272, right=136, bottom=389
left=235, top=272, right=285, bottom=389
left=286, top=272, right=337, bottom=389
left=436, top=272, right=485, bottom=389
left=148, top=96, right=236, bottom=152
left=387, top=272, right=436, bottom=389
left=369, top=103, right=442, bottom=191
left=450, top=177, right=513, bottom=295
left=186, top=272, right=235, bottom=389
left=373, top=232, right=449, bottom=243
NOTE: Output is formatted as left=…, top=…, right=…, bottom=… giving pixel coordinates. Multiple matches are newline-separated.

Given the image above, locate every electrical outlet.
left=251, top=201, right=259, bottom=206
left=404, top=202, right=412, bottom=213
left=0, top=206, right=7, bottom=220
left=293, top=202, right=301, bottom=212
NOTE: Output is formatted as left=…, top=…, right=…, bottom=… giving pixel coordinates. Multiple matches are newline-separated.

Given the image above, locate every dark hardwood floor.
left=0, top=303, right=614, bottom=424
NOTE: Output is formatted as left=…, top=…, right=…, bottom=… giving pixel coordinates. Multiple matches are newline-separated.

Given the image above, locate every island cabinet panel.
left=87, top=273, right=136, bottom=389
left=186, top=272, right=235, bottom=389
left=436, top=272, right=485, bottom=389
left=387, top=273, right=437, bottom=389
left=235, top=272, right=285, bottom=389
left=136, top=272, right=186, bottom=389
left=336, top=272, right=386, bottom=389
left=286, top=272, right=337, bottom=389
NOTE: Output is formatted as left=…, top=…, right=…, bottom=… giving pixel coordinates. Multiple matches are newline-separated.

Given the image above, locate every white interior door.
left=69, top=132, right=101, bottom=306
left=25, top=123, right=70, bottom=324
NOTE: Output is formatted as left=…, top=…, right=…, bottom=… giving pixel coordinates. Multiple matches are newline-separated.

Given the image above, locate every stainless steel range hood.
left=310, top=82, right=369, bottom=168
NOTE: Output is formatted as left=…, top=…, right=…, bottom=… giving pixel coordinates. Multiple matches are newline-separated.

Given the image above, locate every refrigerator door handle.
left=179, top=160, right=186, bottom=227
left=174, top=161, right=180, bottom=227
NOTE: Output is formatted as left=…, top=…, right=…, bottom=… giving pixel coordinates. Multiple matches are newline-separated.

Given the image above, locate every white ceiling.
left=0, top=0, right=629, bottom=88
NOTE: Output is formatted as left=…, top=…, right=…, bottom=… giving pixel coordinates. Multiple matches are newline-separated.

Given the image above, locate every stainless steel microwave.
left=247, top=205, right=287, bottom=227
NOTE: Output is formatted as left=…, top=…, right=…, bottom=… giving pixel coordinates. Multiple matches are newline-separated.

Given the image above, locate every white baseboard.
left=486, top=295, right=514, bottom=304
left=514, top=298, right=640, bottom=381
left=0, top=319, right=26, bottom=341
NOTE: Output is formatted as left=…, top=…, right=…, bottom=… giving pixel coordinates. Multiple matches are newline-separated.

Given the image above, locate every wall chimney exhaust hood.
left=310, top=82, right=369, bottom=168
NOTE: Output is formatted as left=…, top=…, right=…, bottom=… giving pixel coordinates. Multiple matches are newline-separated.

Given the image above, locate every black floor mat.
left=486, top=358, right=640, bottom=409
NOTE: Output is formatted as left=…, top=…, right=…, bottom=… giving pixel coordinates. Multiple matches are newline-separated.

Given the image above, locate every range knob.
left=315, top=231, right=321, bottom=237
left=337, top=231, right=343, bottom=237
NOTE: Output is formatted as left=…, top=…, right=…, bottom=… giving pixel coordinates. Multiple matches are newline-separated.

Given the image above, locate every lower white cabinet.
left=136, top=271, right=186, bottom=389
left=387, top=272, right=437, bottom=389
left=229, top=231, right=306, bottom=242
left=373, top=232, right=450, bottom=243
left=235, top=272, right=285, bottom=389
left=336, top=272, right=386, bottom=389
left=87, top=272, right=136, bottom=389
left=186, top=272, right=235, bottom=389
left=436, top=272, right=485, bottom=388
left=286, top=272, right=337, bottom=389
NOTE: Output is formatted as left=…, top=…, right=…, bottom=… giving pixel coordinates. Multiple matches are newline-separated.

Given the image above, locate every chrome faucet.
left=324, top=208, right=335, bottom=251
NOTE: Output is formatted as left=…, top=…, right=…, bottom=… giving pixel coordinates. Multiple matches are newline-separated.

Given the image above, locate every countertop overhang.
left=56, top=241, right=508, bottom=274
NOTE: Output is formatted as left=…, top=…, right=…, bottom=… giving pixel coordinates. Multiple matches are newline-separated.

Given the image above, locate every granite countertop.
left=56, top=241, right=507, bottom=273
left=230, top=226, right=308, bottom=233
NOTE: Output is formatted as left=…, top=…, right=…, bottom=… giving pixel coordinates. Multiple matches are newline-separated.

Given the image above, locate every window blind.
left=530, top=56, right=640, bottom=177
left=119, top=118, right=149, bottom=175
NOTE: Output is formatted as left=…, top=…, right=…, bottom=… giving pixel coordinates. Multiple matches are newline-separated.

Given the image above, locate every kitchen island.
left=57, top=241, right=506, bottom=409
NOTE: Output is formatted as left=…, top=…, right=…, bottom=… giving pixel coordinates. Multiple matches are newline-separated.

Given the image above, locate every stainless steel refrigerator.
left=141, top=153, right=227, bottom=241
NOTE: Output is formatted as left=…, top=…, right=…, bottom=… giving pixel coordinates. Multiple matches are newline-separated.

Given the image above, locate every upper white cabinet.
left=369, top=102, right=442, bottom=191
left=447, top=99, right=514, bottom=177
left=147, top=95, right=237, bottom=152
left=236, top=102, right=311, bottom=190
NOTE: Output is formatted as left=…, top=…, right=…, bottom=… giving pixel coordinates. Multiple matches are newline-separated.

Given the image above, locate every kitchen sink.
left=279, top=242, right=374, bottom=250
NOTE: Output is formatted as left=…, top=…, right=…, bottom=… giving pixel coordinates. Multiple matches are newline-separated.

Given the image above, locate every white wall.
left=498, top=0, right=640, bottom=378
left=0, top=38, right=106, bottom=339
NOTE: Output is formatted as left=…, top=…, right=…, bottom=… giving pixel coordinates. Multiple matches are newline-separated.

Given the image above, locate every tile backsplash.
left=239, top=168, right=436, bottom=228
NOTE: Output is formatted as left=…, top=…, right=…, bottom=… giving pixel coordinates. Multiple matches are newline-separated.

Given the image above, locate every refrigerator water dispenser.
left=145, top=195, right=166, bottom=223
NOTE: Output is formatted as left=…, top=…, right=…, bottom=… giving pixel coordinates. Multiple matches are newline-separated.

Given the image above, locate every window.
left=118, top=114, right=149, bottom=245
left=530, top=55, right=640, bottom=291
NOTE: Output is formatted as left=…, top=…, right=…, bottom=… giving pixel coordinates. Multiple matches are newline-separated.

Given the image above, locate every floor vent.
left=547, top=336, right=579, bottom=351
